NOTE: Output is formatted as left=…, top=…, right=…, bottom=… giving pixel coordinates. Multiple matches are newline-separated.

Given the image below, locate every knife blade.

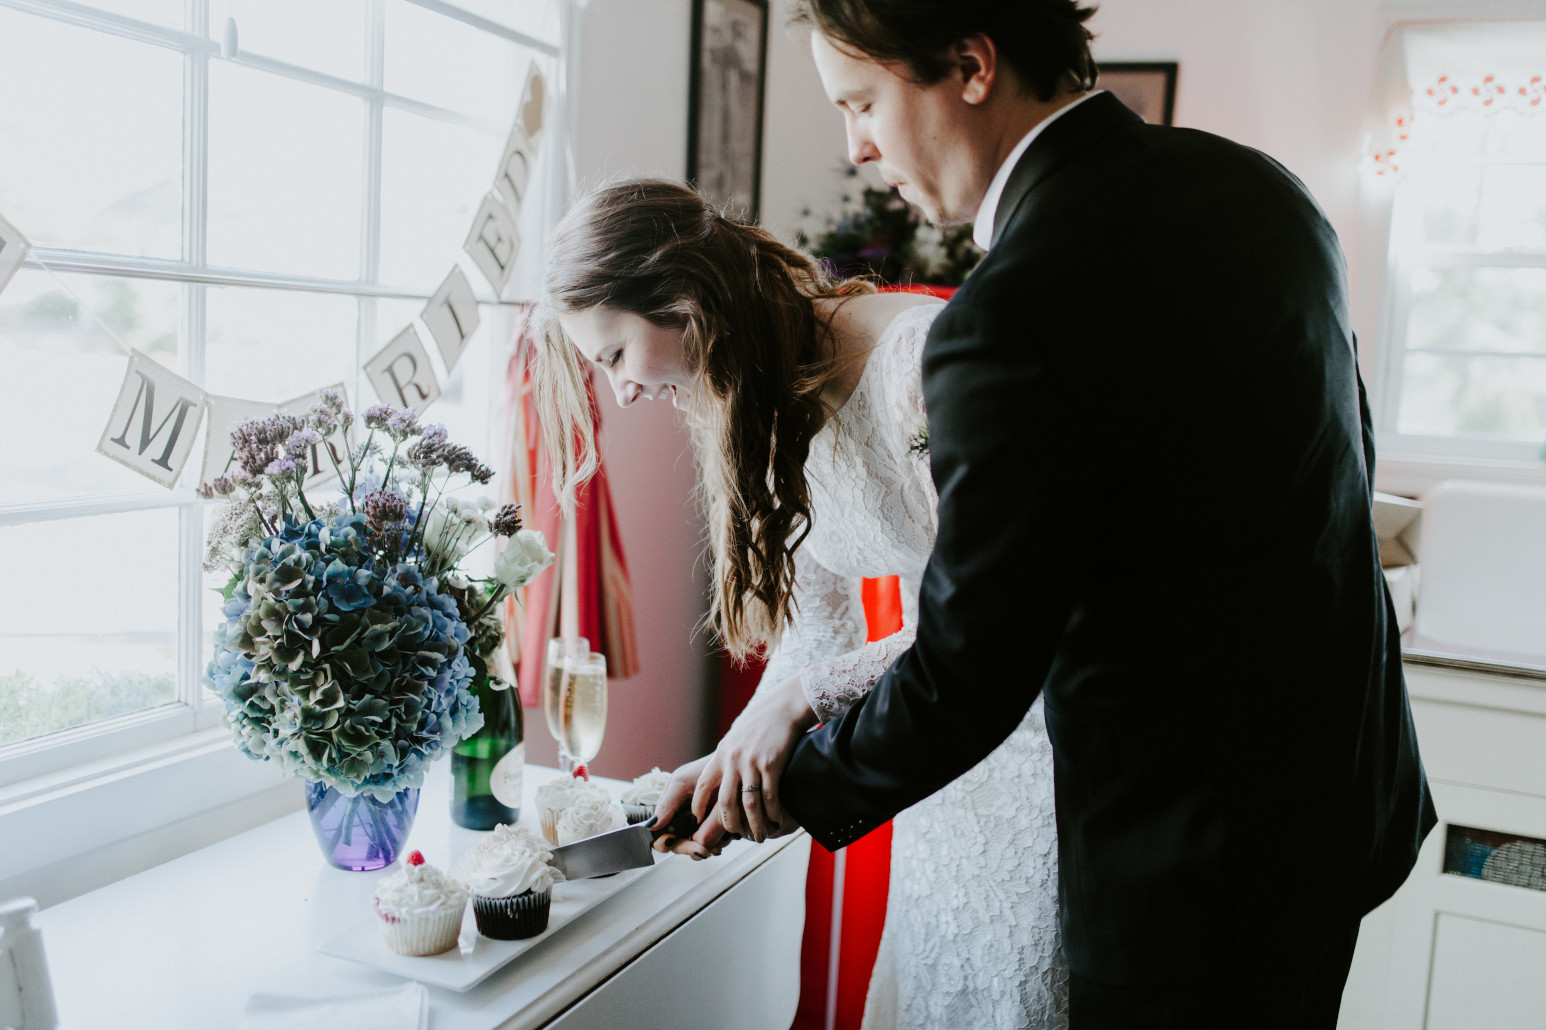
left=550, top=808, right=716, bottom=880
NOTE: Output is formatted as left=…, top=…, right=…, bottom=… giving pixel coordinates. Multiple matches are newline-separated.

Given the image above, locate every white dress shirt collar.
left=971, top=90, right=1104, bottom=252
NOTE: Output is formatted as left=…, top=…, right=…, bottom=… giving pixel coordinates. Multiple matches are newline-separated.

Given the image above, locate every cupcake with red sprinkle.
left=372, top=850, right=469, bottom=956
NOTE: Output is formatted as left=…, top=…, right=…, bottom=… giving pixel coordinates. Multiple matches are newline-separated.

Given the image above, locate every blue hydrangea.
left=205, top=510, right=483, bottom=802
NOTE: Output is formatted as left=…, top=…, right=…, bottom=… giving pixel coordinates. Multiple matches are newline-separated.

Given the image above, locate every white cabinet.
left=1341, top=662, right=1546, bottom=1029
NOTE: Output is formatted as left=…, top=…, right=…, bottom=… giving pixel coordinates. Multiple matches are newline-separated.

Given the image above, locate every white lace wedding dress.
left=755, top=302, right=1068, bottom=1030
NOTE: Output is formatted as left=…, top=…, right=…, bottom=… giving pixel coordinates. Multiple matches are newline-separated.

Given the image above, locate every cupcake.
left=466, top=836, right=565, bottom=941
left=372, top=850, right=468, bottom=956
left=449, top=822, right=552, bottom=886
left=534, top=777, right=610, bottom=844
left=555, top=787, right=628, bottom=845
left=619, top=767, right=673, bottom=825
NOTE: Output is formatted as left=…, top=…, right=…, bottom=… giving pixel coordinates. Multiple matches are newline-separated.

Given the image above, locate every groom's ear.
left=954, top=33, right=999, bottom=106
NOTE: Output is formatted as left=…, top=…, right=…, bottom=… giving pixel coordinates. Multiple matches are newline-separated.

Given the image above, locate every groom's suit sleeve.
left=780, top=253, right=1108, bottom=851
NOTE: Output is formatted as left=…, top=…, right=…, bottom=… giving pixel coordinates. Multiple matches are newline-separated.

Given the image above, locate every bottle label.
left=491, top=743, right=525, bottom=807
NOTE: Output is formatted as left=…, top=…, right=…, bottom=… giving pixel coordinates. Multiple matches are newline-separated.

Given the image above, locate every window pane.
left=0, top=9, right=182, bottom=258
left=0, top=270, right=184, bottom=505
left=205, top=286, right=360, bottom=403
left=384, top=0, right=528, bottom=123
left=379, top=110, right=503, bottom=288
left=1406, top=266, right=1546, bottom=355
left=1396, top=353, right=1546, bottom=440
left=208, top=0, right=370, bottom=82
left=0, top=509, right=179, bottom=748
left=1477, top=165, right=1546, bottom=250
left=208, top=63, right=365, bottom=279
left=82, top=0, right=184, bottom=29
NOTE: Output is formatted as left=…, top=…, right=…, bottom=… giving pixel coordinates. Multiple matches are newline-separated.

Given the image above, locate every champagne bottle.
left=452, top=671, right=525, bottom=830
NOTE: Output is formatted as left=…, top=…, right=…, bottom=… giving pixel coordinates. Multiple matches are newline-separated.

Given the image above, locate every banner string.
left=31, top=255, right=138, bottom=358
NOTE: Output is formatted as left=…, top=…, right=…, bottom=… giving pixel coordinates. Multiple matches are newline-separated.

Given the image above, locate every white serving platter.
left=319, top=865, right=651, bottom=992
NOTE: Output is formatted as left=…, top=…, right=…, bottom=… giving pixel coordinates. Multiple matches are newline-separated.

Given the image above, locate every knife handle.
left=652, top=808, right=741, bottom=842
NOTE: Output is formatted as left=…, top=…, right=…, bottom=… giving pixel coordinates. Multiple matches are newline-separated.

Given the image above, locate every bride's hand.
left=650, top=756, right=727, bottom=860
left=691, top=673, right=817, bottom=844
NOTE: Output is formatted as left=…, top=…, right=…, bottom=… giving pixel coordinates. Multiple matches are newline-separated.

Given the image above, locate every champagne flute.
left=543, top=636, right=588, bottom=773
left=558, top=651, right=608, bottom=767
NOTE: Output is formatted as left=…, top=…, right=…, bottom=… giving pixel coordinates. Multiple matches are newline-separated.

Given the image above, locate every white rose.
left=494, top=529, right=555, bottom=590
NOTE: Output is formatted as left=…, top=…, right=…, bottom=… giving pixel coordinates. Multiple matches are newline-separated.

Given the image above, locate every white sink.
left=1415, top=479, right=1546, bottom=660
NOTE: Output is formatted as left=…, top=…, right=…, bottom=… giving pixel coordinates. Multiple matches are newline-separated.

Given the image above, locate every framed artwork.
left=687, top=0, right=769, bottom=220
left=1099, top=62, right=1179, bottom=126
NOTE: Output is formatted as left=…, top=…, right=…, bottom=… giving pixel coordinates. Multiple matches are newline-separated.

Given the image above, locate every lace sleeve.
left=802, top=625, right=917, bottom=724
left=754, top=545, right=868, bottom=707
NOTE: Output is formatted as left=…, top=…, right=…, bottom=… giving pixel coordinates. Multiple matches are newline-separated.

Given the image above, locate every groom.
left=775, top=1, right=1437, bottom=1025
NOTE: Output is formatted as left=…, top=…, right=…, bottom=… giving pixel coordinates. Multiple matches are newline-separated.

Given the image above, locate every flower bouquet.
left=201, top=391, right=554, bottom=870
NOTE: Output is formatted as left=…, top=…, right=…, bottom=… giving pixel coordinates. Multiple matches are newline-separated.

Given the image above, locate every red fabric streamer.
left=501, top=304, right=640, bottom=707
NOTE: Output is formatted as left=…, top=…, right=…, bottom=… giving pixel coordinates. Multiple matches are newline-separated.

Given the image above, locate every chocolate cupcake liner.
left=622, top=802, right=655, bottom=826
left=376, top=904, right=465, bottom=956
left=473, top=887, right=552, bottom=940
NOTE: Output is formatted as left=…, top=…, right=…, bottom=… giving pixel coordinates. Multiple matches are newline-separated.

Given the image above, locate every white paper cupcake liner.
left=376, top=903, right=464, bottom=956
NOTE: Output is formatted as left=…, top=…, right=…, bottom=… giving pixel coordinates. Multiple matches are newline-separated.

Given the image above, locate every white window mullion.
left=181, top=0, right=211, bottom=712
left=355, top=0, right=387, bottom=409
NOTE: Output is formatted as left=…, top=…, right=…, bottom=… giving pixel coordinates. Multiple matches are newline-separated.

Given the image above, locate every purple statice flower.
left=487, top=503, right=523, bottom=537
left=362, top=404, right=395, bottom=430
left=436, top=444, right=493, bottom=484
left=265, top=456, right=299, bottom=476
left=230, top=414, right=307, bottom=478
left=419, top=424, right=448, bottom=447
left=317, top=387, right=346, bottom=413
left=307, top=403, right=338, bottom=435
left=363, top=487, right=408, bottom=534
left=388, top=408, right=420, bottom=435
left=285, top=427, right=321, bottom=457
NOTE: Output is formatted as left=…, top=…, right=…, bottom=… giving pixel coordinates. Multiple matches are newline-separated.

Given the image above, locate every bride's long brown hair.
left=536, top=178, right=874, bottom=658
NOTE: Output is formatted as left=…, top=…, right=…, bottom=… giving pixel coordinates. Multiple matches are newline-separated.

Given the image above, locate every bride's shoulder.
left=829, top=293, right=943, bottom=353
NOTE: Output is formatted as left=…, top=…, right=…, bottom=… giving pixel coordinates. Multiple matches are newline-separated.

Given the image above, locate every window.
left=1370, top=21, right=1546, bottom=476
left=0, top=0, right=562, bottom=785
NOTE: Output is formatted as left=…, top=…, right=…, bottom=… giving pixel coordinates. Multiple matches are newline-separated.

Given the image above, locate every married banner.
left=2, top=62, right=550, bottom=492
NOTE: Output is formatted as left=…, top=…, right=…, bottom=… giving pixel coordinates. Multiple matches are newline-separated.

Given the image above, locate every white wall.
left=551, top=0, right=717, bottom=782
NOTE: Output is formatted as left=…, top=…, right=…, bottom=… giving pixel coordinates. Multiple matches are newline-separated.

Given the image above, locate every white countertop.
left=34, top=760, right=806, bottom=1029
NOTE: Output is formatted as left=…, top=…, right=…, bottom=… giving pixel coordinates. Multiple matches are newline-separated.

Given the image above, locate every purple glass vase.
left=304, top=781, right=420, bottom=871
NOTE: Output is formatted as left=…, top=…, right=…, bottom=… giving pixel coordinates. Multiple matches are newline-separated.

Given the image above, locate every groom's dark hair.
left=791, top=0, right=1099, bottom=102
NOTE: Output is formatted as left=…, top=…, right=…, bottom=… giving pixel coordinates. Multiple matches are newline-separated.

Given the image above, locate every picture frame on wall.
left=687, top=0, right=769, bottom=221
left=1098, top=61, right=1179, bottom=125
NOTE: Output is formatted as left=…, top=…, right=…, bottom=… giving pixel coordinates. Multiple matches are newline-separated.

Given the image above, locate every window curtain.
left=1365, top=20, right=1546, bottom=179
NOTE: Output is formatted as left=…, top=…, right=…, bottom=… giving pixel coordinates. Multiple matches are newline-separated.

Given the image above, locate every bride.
left=535, top=178, right=1067, bottom=1029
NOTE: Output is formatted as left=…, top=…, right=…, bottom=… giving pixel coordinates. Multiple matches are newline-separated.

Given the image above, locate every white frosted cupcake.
left=620, top=767, right=673, bottom=825
left=372, top=850, right=468, bottom=956
left=555, top=788, right=628, bottom=845
left=449, top=822, right=553, bottom=886
left=535, top=777, right=609, bottom=844
left=467, top=837, right=565, bottom=940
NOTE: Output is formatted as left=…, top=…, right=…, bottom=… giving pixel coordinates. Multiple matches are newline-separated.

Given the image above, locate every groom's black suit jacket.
left=782, top=93, right=1436, bottom=988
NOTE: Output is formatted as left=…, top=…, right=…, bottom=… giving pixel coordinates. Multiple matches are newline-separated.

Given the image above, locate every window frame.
left=0, top=0, right=562, bottom=788
left=1364, top=17, right=1546, bottom=496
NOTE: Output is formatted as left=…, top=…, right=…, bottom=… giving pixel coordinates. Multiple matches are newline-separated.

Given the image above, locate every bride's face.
left=560, top=305, right=692, bottom=409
